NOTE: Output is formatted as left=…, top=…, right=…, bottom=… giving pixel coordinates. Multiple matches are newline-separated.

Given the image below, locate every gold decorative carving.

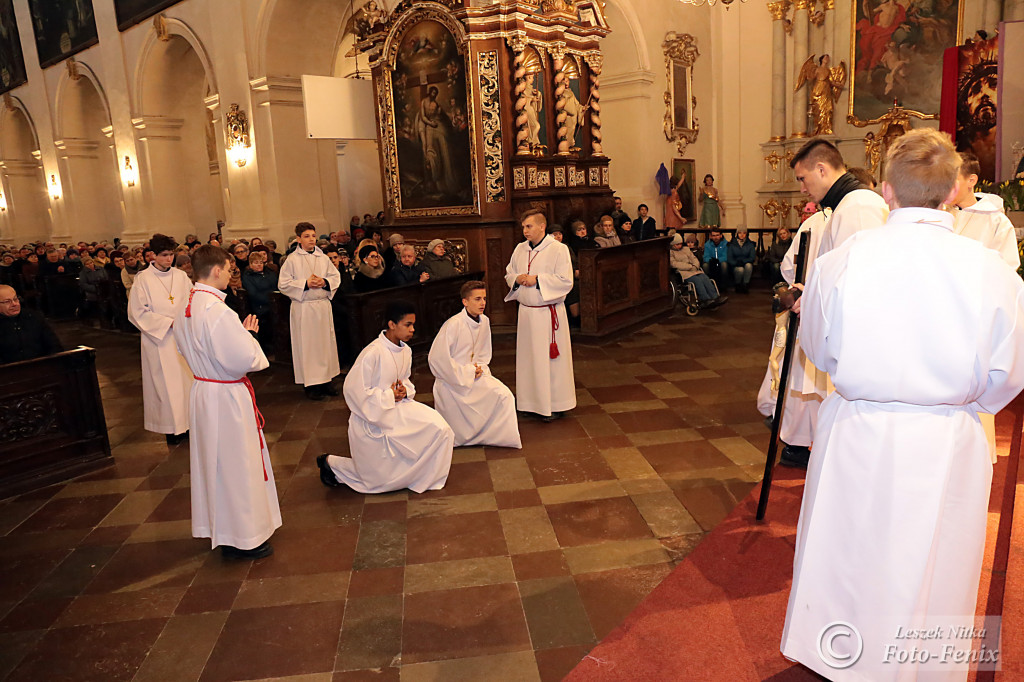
left=662, top=33, right=700, bottom=155
left=824, top=0, right=834, bottom=9
left=767, top=0, right=790, bottom=20
left=509, top=37, right=531, bottom=155
left=541, top=0, right=578, bottom=15
left=759, top=198, right=792, bottom=226
left=765, top=151, right=785, bottom=171
left=344, top=0, right=388, bottom=41
left=809, top=8, right=825, bottom=25
left=478, top=50, right=505, bottom=203
left=552, top=45, right=569, bottom=156
left=793, top=0, right=812, bottom=10
left=795, top=54, right=847, bottom=135
left=154, top=14, right=170, bottom=42
left=849, top=101, right=937, bottom=178
left=585, top=52, right=604, bottom=157
left=66, top=58, right=80, bottom=81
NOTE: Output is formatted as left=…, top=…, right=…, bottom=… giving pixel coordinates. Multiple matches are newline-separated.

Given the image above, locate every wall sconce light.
left=0, top=191, right=7, bottom=211
left=49, top=174, right=61, bottom=200
left=225, top=103, right=252, bottom=168
left=122, top=155, right=137, bottom=187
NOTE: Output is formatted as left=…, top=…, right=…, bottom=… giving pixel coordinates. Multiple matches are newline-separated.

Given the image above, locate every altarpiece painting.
left=850, top=0, right=962, bottom=121
left=383, top=16, right=476, bottom=216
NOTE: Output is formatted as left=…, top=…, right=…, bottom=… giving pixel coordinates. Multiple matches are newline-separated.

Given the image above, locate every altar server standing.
left=429, top=281, right=521, bottom=448
left=128, top=233, right=193, bottom=444
left=504, top=209, right=576, bottom=421
left=278, top=222, right=342, bottom=401
left=318, top=300, right=454, bottom=494
left=173, top=246, right=280, bottom=560
left=781, top=129, right=1024, bottom=681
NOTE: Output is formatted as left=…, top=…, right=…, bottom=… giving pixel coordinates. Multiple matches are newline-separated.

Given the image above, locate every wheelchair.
left=670, top=270, right=721, bottom=316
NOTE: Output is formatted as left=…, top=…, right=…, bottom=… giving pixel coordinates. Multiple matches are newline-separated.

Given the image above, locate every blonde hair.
left=885, top=129, right=961, bottom=209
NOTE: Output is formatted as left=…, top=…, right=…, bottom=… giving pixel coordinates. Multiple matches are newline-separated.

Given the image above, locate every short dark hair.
left=847, top=166, right=876, bottom=188
left=384, top=299, right=416, bottom=327
left=519, top=208, right=547, bottom=226
left=150, top=233, right=177, bottom=254
left=358, top=244, right=379, bottom=260
left=295, top=221, right=317, bottom=237
left=192, top=245, right=232, bottom=279
left=790, top=138, right=845, bottom=171
left=460, top=280, right=486, bottom=300
left=637, top=203, right=648, bottom=211
left=958, top=151, right=981, bottom=178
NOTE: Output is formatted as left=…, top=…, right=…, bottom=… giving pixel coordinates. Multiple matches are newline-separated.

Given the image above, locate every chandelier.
left=677, top=0, right=747, bottom=7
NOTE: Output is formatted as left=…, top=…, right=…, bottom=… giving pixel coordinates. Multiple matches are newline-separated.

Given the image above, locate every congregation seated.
left=550, top=227, right=581, bottom=322
left=594, top=215, right=621, bottom=248
left=78, top=257, right=109, bottom=320
left=610, top=196, right=631, bottom=231
left=727, top=228, right=756, bottom=294
left=0, top=285, right=63, bottom=364
left=633, top=204, right=658, bottom=240
left=354, top=244, right=389, bottom=293
left=568, top=220, right=596, bottom=252
left=765, top=226, right=792, bottom=283
left=324, top=247, right=355, bottom=294
left=420, top=239, right=457, bottom=279
left=242, top=251, right=278, bottom=353
left=617, top=216, right=637, bottom=244
left=670, top=234, right=726, bottom=309
left=702, top=228, right=730, bottom=292
left=389, top=244, right=430, bottom=287
left=383, top=233, right=404, bottom=272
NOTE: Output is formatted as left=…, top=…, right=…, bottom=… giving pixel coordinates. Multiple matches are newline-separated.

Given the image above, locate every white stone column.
left=711, top=7, right=747, bottom=227
left=791, top=0, right=812, bottom=138
left=823, top=0, right=835, bottom=61
left=132, top=116, right=193, bottom=240
left=981, top=0, right=1002, bottom=33
left=768, top=1, right=789, bottom=141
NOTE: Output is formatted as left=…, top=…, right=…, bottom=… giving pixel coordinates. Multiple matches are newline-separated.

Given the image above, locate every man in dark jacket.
left=240, top=252, right=278, bottom=353
left=0, top=285, right=63, bottom=364
left=388, top=245, right=430, bottom=287
left=633, top=204, right=658, bottom=240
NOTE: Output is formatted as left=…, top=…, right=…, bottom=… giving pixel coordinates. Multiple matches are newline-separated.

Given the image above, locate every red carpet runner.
left=567, top=408, right=1024, bottom=681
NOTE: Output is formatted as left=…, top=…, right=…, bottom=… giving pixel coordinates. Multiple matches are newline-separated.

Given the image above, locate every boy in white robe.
left=781, top=129, right=1024, bottom=680
left=318, top=300, right=454, bottom=494
left=429, top=281, right=521, bottom=448
left=127, top=233, right=193, bottom=444
left=504, top=208, right=576, bottom=421
left=779, top=141, right=888, bottom=466
left=173, top=245, right=281, bottom=560
left=278, top=222, right=342, bottom=401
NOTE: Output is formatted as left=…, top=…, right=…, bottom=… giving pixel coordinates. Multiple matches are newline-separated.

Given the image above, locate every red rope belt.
left=521, top=303, right=560, bottom=359
left=192, top=375, right=268, bottom=481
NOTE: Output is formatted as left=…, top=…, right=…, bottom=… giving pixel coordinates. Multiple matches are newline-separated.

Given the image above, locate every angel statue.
left=343, top=0, right=388, bottom=41
left=795, top=54, right=848, bottom=136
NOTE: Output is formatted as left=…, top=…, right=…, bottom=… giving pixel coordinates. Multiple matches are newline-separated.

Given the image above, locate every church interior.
left=1, top=0, right=1023, bottom=679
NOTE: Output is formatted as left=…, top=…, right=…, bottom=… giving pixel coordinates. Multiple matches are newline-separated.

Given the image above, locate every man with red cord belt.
left=173, top=245, right=281, bottom=560
left=504, top=208, right=576, bottom=422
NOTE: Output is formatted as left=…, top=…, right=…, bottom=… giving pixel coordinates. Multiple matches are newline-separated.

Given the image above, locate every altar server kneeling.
left=318, top=300, right=454, bottom=494
left=173, top=245, right=281, bottom=560
left=429, top=281, right=521, bottom=448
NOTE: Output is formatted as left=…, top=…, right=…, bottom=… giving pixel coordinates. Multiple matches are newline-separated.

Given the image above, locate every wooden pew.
left=577, top=237, right=674, bottom=338
left=271, top=271, right=485, bottom=365
left=0, top=347, right=113, bottom=500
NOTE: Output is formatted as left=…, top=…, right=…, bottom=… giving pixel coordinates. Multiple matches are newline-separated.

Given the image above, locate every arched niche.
left=135, top=31, right=224, bottom=237
left=55, top=68, right=124, bottom=242
left=0, top=102, right=49, bottom=242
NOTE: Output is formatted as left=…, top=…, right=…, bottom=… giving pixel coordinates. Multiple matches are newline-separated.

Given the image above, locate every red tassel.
left=550, top=342, right=559, bottom=359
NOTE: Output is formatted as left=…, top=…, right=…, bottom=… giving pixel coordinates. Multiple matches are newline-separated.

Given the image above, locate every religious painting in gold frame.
left=662, top=32, right=699, bottom=154
left=848, top=0, right=963, bottom=123
left=377, top=8, right=479, bottom=218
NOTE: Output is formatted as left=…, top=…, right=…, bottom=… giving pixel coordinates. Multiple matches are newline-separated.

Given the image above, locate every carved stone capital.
left=793, top=0, right=813, bottom=12
left=767, top=1, right=790, bottom=20
left=584, top=52, right=603, bottom=75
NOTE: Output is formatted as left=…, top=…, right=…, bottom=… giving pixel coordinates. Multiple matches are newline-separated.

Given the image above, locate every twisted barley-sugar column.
left=511, top=43, right=531, bottom=155
left=553, top=48, right=569, bottom=156
left=588, top=59, right=604, bottom=156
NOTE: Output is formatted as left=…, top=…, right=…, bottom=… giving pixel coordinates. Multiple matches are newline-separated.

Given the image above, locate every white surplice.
left=954, top=191, right=1020, bottom=460
left=816, top=187, right=889, bottom=256
left=781, top=208, right=1024, bottom=681
left=173, top=284, right=281, bottom=550
left=504, top=236, right=576, bottom=416
left=278, top=247, right=341, bottom=386
left=428, top=309, right=521, bottom=448
left=329, top=332, right=454, bottom=493
left=127, top=265, right=193, bottom=434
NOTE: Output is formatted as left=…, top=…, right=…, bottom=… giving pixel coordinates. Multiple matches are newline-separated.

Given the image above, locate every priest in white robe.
left=429, top=281, right=521, bottom=448
left=952, top=151, right=1020, bottom=461
left=278, top=222, right=342, bottom=401
left=504, top=209, right=576, bottom=420
left=781, top=129, right=1024, bottom=681
left=779, top=140, right=888, bottom=466
left=127, top=233, right=193, bottom=444
left=318, top=300, right=454, bottom=494
left=173, top=245, right=281, bottom=560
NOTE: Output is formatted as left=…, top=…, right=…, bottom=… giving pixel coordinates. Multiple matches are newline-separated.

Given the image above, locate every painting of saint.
left=390, top=19, right=473, bottom=212
left=0, top=0, right=27, bottom=95
left=851, top=0, right=961, bottom=121
left=672, top=62, right=692, bottom=130
left=28, top=0, right=98, bottom=69
left=670, top=158, right=697, bottom=221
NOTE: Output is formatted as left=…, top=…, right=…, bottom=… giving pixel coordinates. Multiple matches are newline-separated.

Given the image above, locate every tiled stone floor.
left=0, top=293, right=777, bottom=682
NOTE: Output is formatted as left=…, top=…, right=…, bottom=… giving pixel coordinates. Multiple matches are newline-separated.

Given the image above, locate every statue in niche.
left=796, top=54, right=848, bottom=135
left=522, top=47, right=544, bottom=152
left=345, top=0, right=388, bottom=41
left=560, top=57, right=588, bottom=152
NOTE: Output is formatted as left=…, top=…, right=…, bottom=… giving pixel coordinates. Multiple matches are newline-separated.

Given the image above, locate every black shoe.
left=221, top=540, right=274, bottom=560
left=540, top=414, right=558, bottom=423
left=317, top=453, right=343, bottom=488
left=320, top=383, right=340, bottom=397
left=779, top=444, right=810, bottom=468
left=304, top=387, right=326, bottom=401
left=763, top=416, right=774, bottom=430
left=165, top=431, right=188, bottom=446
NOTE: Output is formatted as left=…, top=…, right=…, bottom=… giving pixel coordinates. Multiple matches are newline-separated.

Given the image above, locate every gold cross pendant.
left=169, top=295, right=175, bottom=303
